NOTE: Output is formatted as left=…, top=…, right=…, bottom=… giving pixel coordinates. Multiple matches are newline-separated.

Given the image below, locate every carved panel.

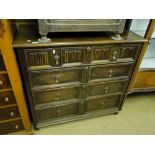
left=24, top=49, right=51, bottom=69
left=120, top=45, right=136, bottom=60
left=62, top=47, right=84, bottom=67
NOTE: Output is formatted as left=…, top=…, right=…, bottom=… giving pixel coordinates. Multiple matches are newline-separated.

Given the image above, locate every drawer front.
left=0, top=52, right=6, bottom=71
left=33, top=85, right=86, bottom=105
left=89, top=63, right=133, bottom=82
left=0, top=106, right=20, bottom=121
left=0, top=74, right=11, bottom=90
left=36, top=102, right=79, bottom=122
left=61, top=47, right=86, bottom=67
left=0, top=90, right=16, bottom=106
left=87, top=79, right=128, bottom=97
left=29, top=67, right=87, bottom=88
left=86, top=95, right=121, bottom=112
left=0, top=119, right=24, bottom=135
left=24, top=48, right=61, bottom=69
left=91, top=44, right=139, bottom=64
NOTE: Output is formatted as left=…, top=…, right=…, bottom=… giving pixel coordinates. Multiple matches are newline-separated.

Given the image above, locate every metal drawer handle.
left=86, top=46, right=91, bottom=52
left=0, top=80, right=3, bottom=86
left=100, top=103, right=105, bottom=109
left=54, top=54, right=60, bottom=65
left=5, top=97, right=9, bottom=102
left=55, top=75, right=59, bottom=83
left=10, top=111, right=14, bottom=116
left=84, top=66, right=89, bottom=71
left=104, top=87, right=109, bottom=94
left=56, top=93, right=61, bottom=100
left=15, top=125, right=19, bottom=129
left=108, top=70, right=113, bottom=78
left=112, top=51, right=118, bottom=61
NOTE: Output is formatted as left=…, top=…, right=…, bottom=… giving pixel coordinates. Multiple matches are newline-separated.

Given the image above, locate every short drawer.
left=33, top=85, right=86, bottom=105
left=61, top=47, right=87, bottom=67
left=86, top=94, right=122, bottom=112
left=36, top=102, right=79, bottom=122
left=0, top=119, right=24, bottom=135
left=87, top=79, right=128, bottom=97
left=89, top=63, right=133, bottom=82
left=0, top=52, right=6, bottom=71
left=0, top=106, right=20, bottom=121
left=0, top=90, right=16, bottom=106
left=24, top=48, right=61, bottom=70
left=91, top=44, right=141, bottom=64
left=0, top=74, right=11, bottom=90
left=29, top=67, right=87, bottom=88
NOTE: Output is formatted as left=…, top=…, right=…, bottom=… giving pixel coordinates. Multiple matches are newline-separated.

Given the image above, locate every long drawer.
left=24, top=44, right=140, bottom=70
left=0, top=119, right=24, bottom=135
left=32, top=85, right=86, bottom=105
left=0, top=106, right=20, bottom=121
left=36, top=102, right=79, bottom=122
left=0, top=74, right=11, bottom=90
left=89, top=63, right=133, bottom=82
left=0, top=90, right=16, bottom=106
left=87, top=79, right=128, bottom=97
left=29, top=67, right=87, bottom=89
left=85, top=94, right=122, bottom=112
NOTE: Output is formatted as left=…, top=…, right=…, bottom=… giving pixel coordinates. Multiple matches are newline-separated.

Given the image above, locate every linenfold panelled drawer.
left=24, top=44, right=139, bottom=70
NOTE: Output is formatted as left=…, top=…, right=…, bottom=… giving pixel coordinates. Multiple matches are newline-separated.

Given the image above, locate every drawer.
left=36, top=102, right=79, bottom=122
left=0, top=52, right=6, bottom=71
left=86, top=94, right=121, bottom=112
left=33, top=85, right=86, bottom=105
left=87, top=79, right=128, bottom=97
left=0, top=74, right=11, bottom=90
left=91, top=44, right=140, bottom=64
left=0, top=90, right=16, bottom=106
left=24, top=48, right=61, bottom=70
left=0, top=106, right=20, bottom=121
left=29, top=67, right=87, bottom=88
left=89, top=63, right=133, bottom=82
left=0, top=119, right=24, bottom=135
left=61, top=47, right=88, bottom=67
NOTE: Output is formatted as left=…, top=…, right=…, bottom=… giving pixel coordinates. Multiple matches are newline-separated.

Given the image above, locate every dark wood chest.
left=14, top=26, right=146, bottom=128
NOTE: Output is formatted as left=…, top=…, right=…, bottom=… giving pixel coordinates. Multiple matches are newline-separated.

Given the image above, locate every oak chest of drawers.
left=13, top=26, right=146, bottom=128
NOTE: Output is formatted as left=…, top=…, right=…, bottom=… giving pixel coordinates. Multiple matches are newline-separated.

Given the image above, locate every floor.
left=34, top=92, right=155, bottom=135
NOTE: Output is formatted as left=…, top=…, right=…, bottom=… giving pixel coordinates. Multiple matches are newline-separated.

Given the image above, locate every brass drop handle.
left=84, top=66, right=89, bottom=71
left=86, top=46, right=91, bottom=52
left=56, top=93, right=61, bottom=100
left=104, top=87, right=109, bottom=94
left=57, top=109, right=62, bottom=116
left=15, top=125, right=19, bottom=129
left=5, top=97, right=9, bottom=102
left=100, top=103, right=105, bottom=109
left=108, top=70, right=113, bottom=78
left=112, top=51, right=118, bottom=61
left=55, top=75, right=59, bottom=83
left=10, top=111, right=14, bottom=116
left=0, top=80, right=3, bottom=86
left=54, top=54, right=60, bottom=65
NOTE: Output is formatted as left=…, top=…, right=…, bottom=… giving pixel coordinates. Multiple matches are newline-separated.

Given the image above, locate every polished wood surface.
left=0, top=20, right=32, bottom=134
left=128, top=19, right=155, bottom=93
left=13, top=25, right=147, bottom=48
left=129, top=69, right=155, bottom=93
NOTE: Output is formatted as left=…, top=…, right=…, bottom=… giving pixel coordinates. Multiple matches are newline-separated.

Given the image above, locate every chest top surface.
left=13, top=25, right=147, bottom=48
